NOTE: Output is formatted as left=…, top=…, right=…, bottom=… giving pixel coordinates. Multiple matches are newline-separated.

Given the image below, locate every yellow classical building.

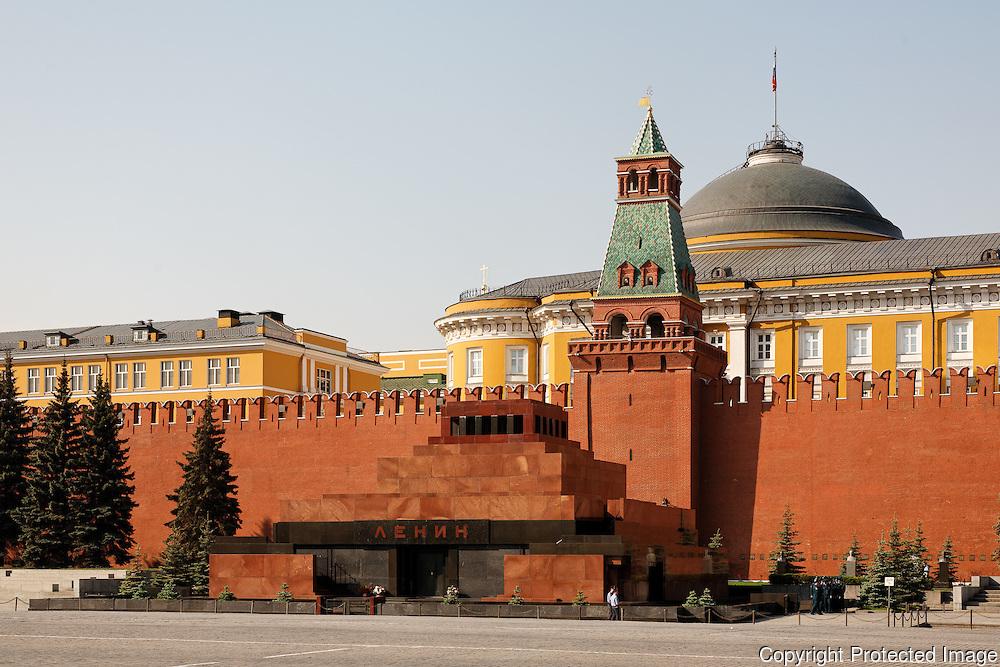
left=428, top=115, right=1000, bottom=400
left=1, top=309, right=385, bottom=406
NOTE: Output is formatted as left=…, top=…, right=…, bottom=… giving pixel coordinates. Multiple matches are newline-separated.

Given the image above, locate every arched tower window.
left=648, top=167, right=659, bottom=191
left=645, top=314, right=665, bottom=338
left=627, top=170, right=638, bottom=192
left=609, top=315, right=628, bottom=339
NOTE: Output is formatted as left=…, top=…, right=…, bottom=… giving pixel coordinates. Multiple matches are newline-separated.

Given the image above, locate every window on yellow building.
left=897, top=322, right=921, bottom=356
left=467, top=348, right=483, bottom=386
left=317, top=368, right=332, bottom=394
left=179, top=360, right=192, bottom=387
left=847, top=325, right=872, bottom=361
left=800, top=328, right=822, bottom=362
left=44, top=367, right=57, bottom=393
left=133, top=363, right=146, bottom=390
left=69, top=366, right=83, bottom=392
left=540, top=343, right=550, bottom=383
left=161, top=361, right=174, bottom=387
left=114, top=363, right=128, bottom=390
left=947, top=320, right=972, bottom=354
left=708, top=333, right=726, bottom=350
left=88, top=365, right=101, bottom=391
left=447, top=352, right=454, bottom=389
left=755, top=332, right=773, bottom=361
left=226, top=357, right=240, bottom=385
left=27, top=368, right=39, bottom=394
left=506, top=346, right=528, bottom=383
left=207, top=358, right=221, bottom=386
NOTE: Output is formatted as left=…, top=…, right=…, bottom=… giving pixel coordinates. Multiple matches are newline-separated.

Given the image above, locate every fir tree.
left=903, top=522, right=931, bottom=604
left=72, top=375, right=136, bottom=566
left=274, top=583, right=293, bottom=603
left=217, top=585, right=236, bottom=601
left=0, top=351, right=31, bottom=563
left=683, top=590, right=700, bottom=608
left=708, top=528, right=723, bottom=552
left=117, top=551, right=149, bottom=599
left=572, top=590, right=588, bottom=606
left=940, top=536, right=958, bottom=585
left=768, top=505, right=805, bottom=574
left=697, top=588, right=716, bottom=607
left=156, top=578, right=179, bottom=599
left=13, top=362, right=80, bottom=566
left=859, top=532, right=891, bottom=609
left=159, top=397, right=240, bottom=590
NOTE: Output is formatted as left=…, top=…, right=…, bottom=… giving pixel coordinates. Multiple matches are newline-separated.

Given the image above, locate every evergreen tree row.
left=0, top=355, right=136, bottom=567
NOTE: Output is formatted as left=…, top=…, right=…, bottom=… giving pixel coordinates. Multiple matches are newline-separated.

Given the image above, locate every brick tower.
left=568, top=106, right=726, bottom=510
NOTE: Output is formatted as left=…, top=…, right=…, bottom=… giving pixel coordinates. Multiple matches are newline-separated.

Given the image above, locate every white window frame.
left=70, top=365, right=84, bottom=392
left=226, top=357, right=240, bottom=385
left=505, top=346, right=528, bottom=383
left=540, top=343, right=550, bottom=383
left=160, top=361, right=174, bottom=388
left=316, top=368, right=332, bottom=394
left=847, top=324, right=873, bottom=368
left=88, top=364, right=102, bottom=391
left=133, top=362, right=146, bottom=389
left=947, top=319, right=973, bottom=370
left=207, top=358, right=222, bottom=386
left=114, top=363, right=128, bottom=390
left=466, top=348, right=483, bottom=386
left=45, top=334, right=60, bottom=348
left=896, top=321, right=922, bottom=365
left=799, top=327, right=822, bottom=365
left=708, top=332, right=726, bottom=350
left=27, top=368, right=40, bottom=394
left=751, top=330, right=774, bottom=365
left=179, top=360, right=193, bottom=387
left=44, top=366, right=57, bottom=393
left=132, top=329, right=148, bottom=343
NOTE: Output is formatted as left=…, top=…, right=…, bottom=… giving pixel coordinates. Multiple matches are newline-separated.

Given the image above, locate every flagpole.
left=773, top=48, right=778, bottom=133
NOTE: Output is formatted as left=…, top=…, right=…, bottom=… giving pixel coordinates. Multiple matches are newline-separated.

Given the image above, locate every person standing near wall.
left=606, top=586, right=620, bottom=620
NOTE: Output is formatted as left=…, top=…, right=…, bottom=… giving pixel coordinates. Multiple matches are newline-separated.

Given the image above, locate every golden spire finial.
left=638, top=86, right=653, bottom=109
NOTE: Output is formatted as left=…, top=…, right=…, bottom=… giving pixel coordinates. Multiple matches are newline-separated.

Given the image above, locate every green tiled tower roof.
left=596, top=200, right=698, bottom=300
left=629, top=106, right=669, bottom=156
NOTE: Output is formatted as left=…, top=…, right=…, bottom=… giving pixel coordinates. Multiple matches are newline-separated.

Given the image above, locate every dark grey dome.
left=681, top=159, right=902, bottom=242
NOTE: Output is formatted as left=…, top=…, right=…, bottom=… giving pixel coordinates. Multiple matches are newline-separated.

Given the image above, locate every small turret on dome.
left=745, top=125, right=804, bottom=166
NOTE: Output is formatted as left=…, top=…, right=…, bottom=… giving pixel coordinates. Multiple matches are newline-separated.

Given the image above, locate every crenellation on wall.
left=702, top=366, right=1000, bottom=415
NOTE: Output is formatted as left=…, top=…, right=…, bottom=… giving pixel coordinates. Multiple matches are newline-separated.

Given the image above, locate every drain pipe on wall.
left=745, top=283, right=764, bottom=398
left=569, top=299, right=594, bottom=336
left=928, top=269, right=938, bottom=370
left=525, top=308, right=541, bottom=384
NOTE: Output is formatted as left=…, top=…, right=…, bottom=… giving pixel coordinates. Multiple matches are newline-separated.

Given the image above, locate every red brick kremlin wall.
left=697, top=367, right=1000, bottom=580
left=111, top=371, right=1000, bottom=582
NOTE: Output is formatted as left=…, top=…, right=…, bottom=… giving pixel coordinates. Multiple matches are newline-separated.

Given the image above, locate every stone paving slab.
left=2, top=609, right=1000, bottom=666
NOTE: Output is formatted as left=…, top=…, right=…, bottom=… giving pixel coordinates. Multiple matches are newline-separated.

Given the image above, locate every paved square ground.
left=1, top=610, right=999, bottom=666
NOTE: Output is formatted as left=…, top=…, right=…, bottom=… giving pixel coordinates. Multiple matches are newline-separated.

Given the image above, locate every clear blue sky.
left=1, top=2, right=997, bottom=350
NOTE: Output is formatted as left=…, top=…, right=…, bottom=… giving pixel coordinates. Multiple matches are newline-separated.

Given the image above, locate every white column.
left=726, top=322, right=748, bottom=402
left=341, top=366, right=349, bottom=394
left=299, top=357, right=307, bottom=393
left=334, top=365, right=341, bottom=393
left=309, top=359, right=316, bottom=392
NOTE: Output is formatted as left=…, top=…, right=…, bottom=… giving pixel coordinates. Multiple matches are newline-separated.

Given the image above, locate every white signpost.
left=884, top=576, right=895, bottom=624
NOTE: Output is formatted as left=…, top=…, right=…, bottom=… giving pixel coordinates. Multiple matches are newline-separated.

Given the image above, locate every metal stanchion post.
left=752, top=609, right=756, bottom=624
left=845, top=607, right=848, bottom=626
left=797, top=611, right=801, bottom=625
left=970, top=609, right=974, bottom=629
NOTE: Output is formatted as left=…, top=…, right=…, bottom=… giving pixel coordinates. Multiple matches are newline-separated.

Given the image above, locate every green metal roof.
left=629, top=107, right=669, bottom=156
left=596, top=201, right=698, bottom=300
